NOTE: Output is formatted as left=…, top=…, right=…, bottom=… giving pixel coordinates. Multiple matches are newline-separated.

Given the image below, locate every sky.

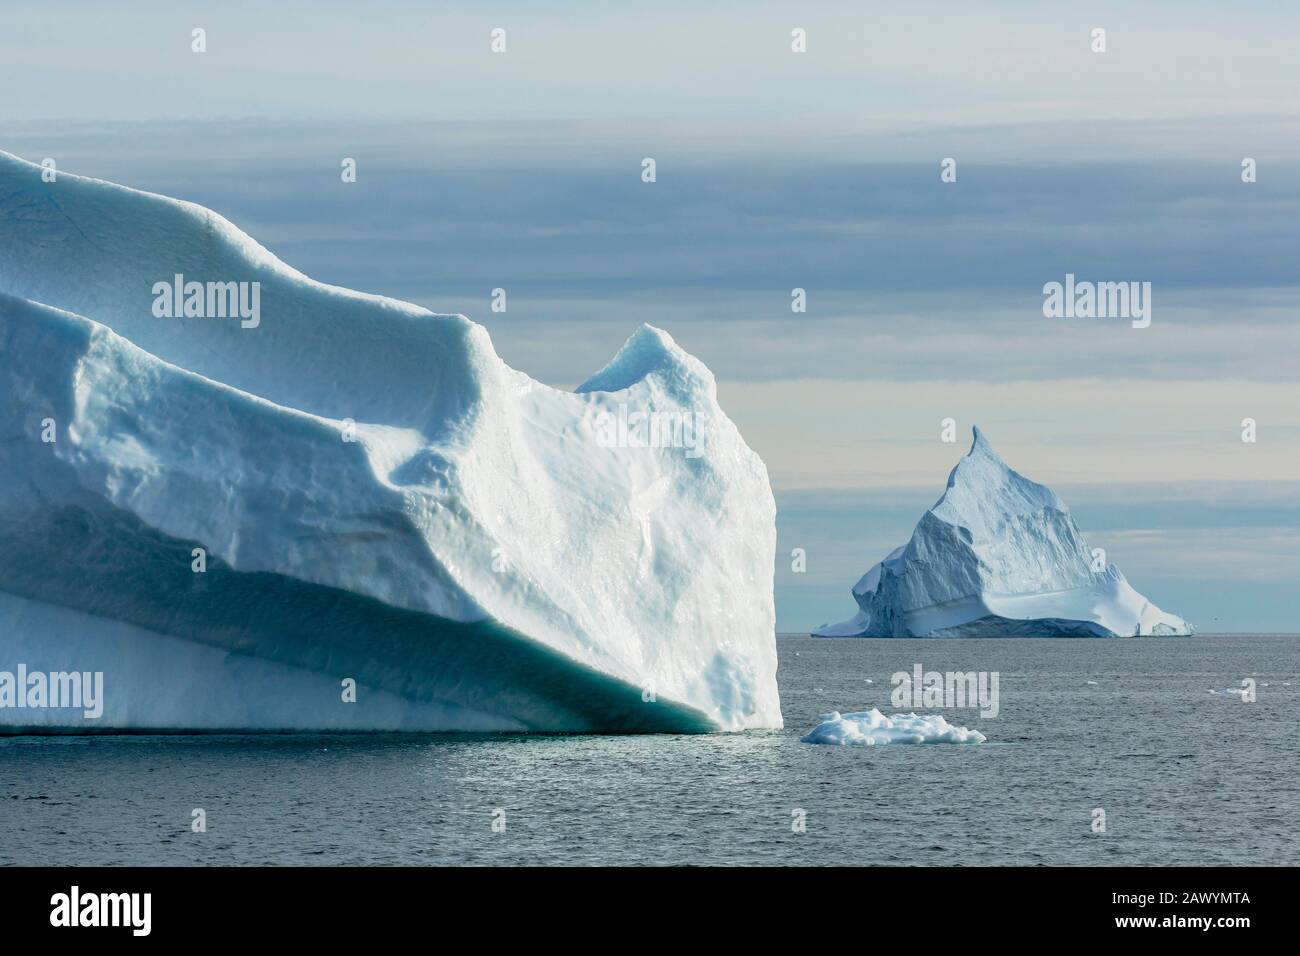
left=3, top=1, right=1298, bottom=630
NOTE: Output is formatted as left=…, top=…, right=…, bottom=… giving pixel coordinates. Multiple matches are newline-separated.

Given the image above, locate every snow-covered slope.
left=0, top=150, right=781, bottom=732
left=812, top=428, right=1192, bottom=638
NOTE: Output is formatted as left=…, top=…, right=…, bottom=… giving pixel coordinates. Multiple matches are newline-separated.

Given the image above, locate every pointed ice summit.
left=0, top=151, right=781, bottom=732
left=813, top=428, right=1193, bottom=638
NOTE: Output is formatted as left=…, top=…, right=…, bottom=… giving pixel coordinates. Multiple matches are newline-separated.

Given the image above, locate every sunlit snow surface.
left=801, top=709, right=987, bottom=745
left=0, top=151, right=781, bottom=733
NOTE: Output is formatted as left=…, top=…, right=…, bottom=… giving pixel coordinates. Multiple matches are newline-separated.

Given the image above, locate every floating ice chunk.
left=801, top=708, right=987, bottom=746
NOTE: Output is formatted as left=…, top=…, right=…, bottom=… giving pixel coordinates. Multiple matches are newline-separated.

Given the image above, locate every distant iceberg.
left=801, top=709, right=986, bottom=745
left=0, top=151, right=782, bottom=732
left=813, top=428, right=1192, bottom=638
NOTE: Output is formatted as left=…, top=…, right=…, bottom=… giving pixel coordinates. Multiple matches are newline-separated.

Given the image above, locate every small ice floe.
left=801, top=709, right=986, bottom=746
left=863, top=679, right=874, bottom=684
left=1085, top=680, right=1099, bottom=685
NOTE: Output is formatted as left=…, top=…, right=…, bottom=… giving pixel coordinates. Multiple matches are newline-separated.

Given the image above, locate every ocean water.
left=2, top=634, right=1297, bottom=866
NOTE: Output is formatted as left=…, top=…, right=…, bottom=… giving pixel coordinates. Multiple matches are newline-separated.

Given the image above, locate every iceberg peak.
left=577, top=323, right=715, bottom=399
left=968, top=425, right=998, bottom=460
left=934, top=427, right=1069, bottom=543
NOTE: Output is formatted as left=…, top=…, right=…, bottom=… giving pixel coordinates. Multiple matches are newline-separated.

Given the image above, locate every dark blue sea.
left=2, top=635, right=1296, bottom=866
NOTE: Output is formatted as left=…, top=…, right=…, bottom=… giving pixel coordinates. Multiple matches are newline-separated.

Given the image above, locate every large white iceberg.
left=813, top=428, right=1192, bottom=638
left=0, top=150, right=781, bottom=732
